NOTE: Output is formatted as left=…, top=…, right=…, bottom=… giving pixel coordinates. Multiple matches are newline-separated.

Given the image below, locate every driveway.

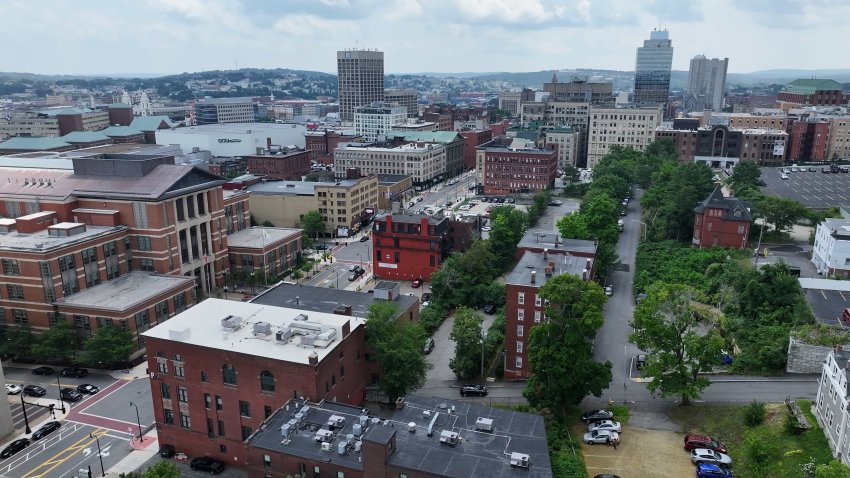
left=581, top=427, right=694, bottom=478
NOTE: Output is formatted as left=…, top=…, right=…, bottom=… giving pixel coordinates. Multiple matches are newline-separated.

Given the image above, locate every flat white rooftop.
left=56, top=271, right=194, bottom=312
left=227, top=227, right=302, bottom=249
left=0, top=224, right=124, bottom=252
left=142, top=298, right=362, bottom=365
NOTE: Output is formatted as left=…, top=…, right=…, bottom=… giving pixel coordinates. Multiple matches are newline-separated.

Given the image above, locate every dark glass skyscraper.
left=633, top=29, right=673, bottom=106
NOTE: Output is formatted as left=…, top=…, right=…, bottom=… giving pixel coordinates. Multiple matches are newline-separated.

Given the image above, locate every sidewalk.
left=105, top=429, right=159, bottom=476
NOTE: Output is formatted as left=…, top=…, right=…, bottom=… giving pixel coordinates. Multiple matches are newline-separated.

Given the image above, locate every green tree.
left=729, top=161, right=762, bottom=193
left=144, top=461, right=181, bottom=478
left=817, top=460, right=850, bottom=478
left=757, top=195, right=809, bottom=233
left=629, top=282, right=725, bottom=405
left=523, top=274, right=611, bottom=419
left=300, top=210, right=326, bottom=241
left=260, top=220, right=275, bottom=227
left=78, top=326, right=135, bottom=367
left=31, top=321, right=78, bottom=362
left=487, top=206, right=527, bottom=267
left=430, top=241, right=499, bottom=308
left=562, top=165, right=580, bottom=184
left=0, top=325, right=33, bottom=359
left=449, top=308, right=484, bottom=380
left=305, top=173, right=320, bottom=182
left=365, top=301, right=430, bottom=402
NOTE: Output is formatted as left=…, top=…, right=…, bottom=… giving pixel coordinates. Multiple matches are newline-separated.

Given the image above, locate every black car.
left=483, top=304, right=496, bottom=315
left=77, top=384, right=100, bottom=394
left=159, top=444, right=176, bottom=458
left=0, top=438, right=29, bottom=458
left=60, top=387, right=83, bottom=402
left=32, top=421, right=61, bottom=440
left=619, top=209, right=627, bottom=216
left=581, top=409, right=615, bottom=423
left=190, top=457, right=226, bottom=474
left=423, top=337, right=435, bottom=354
left=359, top=235, right=369, bottom=242
left=421, top=293, right=432, bottom=303
left=23, top=385, right=46, bottom=397
left=460, top=384, right=488, bottom=397
left=61, top=366, right=88, bottom=378
left=31, top=366, right=54, bottom=376
left=315, top=243, right=329, bottom=251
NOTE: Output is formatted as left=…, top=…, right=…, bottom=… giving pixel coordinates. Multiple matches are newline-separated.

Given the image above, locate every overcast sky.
left=2, top=0, right=845, bottom=76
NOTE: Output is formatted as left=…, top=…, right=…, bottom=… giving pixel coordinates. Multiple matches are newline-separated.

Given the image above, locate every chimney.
left=267, top=137, right=272, bottom=150
left=308, top=352, right=319, bottom=366
left=543, top=248, right=548, bottom=260
left=544, top=266, right=553, bottom=277
left=530, top=271, right=536, bottom=284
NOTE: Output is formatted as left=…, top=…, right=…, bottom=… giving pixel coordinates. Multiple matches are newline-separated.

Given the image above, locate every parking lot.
left=581, top=427, right=694, bottom=478
left=806, top=288, right=850, bottom=327
left=761, top=166, right=850, bottom=208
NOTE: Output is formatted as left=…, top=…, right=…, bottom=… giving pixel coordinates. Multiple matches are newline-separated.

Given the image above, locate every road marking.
left=22, top=428, right=107, bottom=478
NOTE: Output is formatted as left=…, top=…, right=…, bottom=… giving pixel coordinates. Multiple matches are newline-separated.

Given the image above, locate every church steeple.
left=551, top=72, right=559, bottom=83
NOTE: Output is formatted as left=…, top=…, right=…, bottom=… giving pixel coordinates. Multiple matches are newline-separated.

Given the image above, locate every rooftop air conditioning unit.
left=321, top=442, right=331, bottom=451
left=221, top=315, right=243, bottom=330
left=475, top=417, right=494, bottom=432
left=253, top=321, right=271, bottom=335
left=510, top=452, right=530, bottom=468
left=327, top=415, right=346, bottom=429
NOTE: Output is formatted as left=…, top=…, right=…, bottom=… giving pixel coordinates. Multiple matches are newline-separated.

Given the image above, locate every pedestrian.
left=606, top=436, right=611, bottom=447
left=612, top=439, right=617, bottom=450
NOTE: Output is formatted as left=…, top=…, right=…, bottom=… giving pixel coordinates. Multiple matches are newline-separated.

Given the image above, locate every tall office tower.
left=685, top=55, right=729, bottom=111
left=634, top=29, right=674, bottom=106
left=337, top=49, right=385, bottom=122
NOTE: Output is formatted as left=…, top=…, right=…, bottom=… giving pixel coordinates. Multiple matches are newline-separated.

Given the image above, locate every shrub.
left=744, top=400, right=766, bottom=427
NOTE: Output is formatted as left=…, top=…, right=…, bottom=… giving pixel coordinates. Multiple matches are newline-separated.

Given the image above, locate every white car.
left=780, top=173, right=789, bottom=180
left=482, top=226, right=491, bottom=232
left=5, top=384, right=21, bottom=395
left=691, top=448, right=733, bottom=467
left=587, top=420, right=622, bottom=433
left=604, top=285, right=613, bottom=296
left=583, top=429, right=619, bottom=445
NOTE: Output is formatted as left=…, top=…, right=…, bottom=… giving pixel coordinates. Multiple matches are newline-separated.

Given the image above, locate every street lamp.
left=90, top=433, right=105, bottom=477
left=129, top=401, right=143, bottom=441
left=632, top=220, right=647, bottom=241
left=250, top=271, right=256, bottom=295
left=334, top=269, right=339, bottom=290
left=57, top=375, right=66, bottom=413
left=19, top=394, right=30, bottom=434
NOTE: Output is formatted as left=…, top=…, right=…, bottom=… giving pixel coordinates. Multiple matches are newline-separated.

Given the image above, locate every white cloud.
left=318, top=0, right=351, bottom=6
left=452, top=0, right=549, bottom=23
left=384, top=0, right=424, bottom=20
left=273, top=14, right=357, bottom=37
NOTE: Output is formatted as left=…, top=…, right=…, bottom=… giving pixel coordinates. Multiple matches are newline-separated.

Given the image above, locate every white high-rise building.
left=353, top=102, right=406, bottom=141
left=337, top=49, right=385, bottom=122
left=634, top=29, right=674, bottom=106
left=686, top=55, right=729, bottom=111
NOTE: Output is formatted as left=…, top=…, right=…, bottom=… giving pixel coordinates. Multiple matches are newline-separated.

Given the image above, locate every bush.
left=743, top=429, right=780, bottom=476
left=550, top=449, right=587, bottom=478
left=420, top=303, right=449, bottom=336
left=744, top=400, right=767, bottom=427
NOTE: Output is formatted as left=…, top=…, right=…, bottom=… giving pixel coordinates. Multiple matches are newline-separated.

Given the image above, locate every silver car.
left=588, top=420, right=622, bottom=433
left=583, top=429, right=619, bottom=445
left=691, top=448, right=732, bottom=467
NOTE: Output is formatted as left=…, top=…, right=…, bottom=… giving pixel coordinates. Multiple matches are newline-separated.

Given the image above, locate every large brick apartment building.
left=478, top=138, right=558, bottom=195
left=371, top=214, right=449, bottom=281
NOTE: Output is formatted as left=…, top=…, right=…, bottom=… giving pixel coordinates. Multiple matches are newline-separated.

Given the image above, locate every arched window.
left=260, top=371, right=275, bottom=392
left=222, top=363, right=237, bottom=385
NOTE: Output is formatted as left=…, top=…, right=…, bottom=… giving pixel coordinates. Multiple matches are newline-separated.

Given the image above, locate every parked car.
left=460, top=384, right=488, bottom=397
left=349, top=264, right=362, bottom=272
left=593, top=475, right=623, bottom=478
left=549, top=200, right=563, bottom=206
left=636, top=354, right=647, bottom=370
left=315, top=243, right=328, bottom=251
left=423, top=337, right=435, bottom=354
left=190, top=457, right=226, bottom=474
left=359, top=235, right=369, bottom=242
left=635, top=293, right=648, bottom=304
left=5, top=384, right=21, bottom=395
left=77, top=384, right=100, bottom=394
left=780, top=173, right=789, bottom=180
left=31, top=421, right=61, bottom=440
left=809, top=167, right=817, bottom=172
left=696, top=463, right=733, bottom=477
left=60, top=387, right=83, bottom=402
left=619, top=209, right=627, bottom=216
left=159, top=444, right=176, bottom=458
left=61, top=366, right=88, bottom=378
left=823, top=167, right=831, bottom=173
left=421, top=293, right=432, bottom=303
left=617, top=219, right=624, bottom=232
left=348, top=269, right=365, bottom=281
left=691, top=448, right=732, bottom=467
left=604, top=285, right=613, bottom=296
left=583, top=429, right=619, bottom=445
left=483, top=304, right=497, bottom=315
left=411, top=277, right=424, bottom=288
left=581, top=409, right=614, bottom=423
left=23, top=385, right=46, bottom=397
left=588, top=420, right=622, bottom=433
left=482, top=225, right=492, bottom=232
left=684, top=434, right=727, bottom=453
left=0, top=438, right=29, bottom=458
left=32, top=366, right=54, bottom=376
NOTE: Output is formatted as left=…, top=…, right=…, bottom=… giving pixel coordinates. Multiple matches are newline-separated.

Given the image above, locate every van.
left=843, top=308, right=850, bottom=325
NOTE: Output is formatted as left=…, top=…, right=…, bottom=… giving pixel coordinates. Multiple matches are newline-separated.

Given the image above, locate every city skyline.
left=1, top=0, right=846, bottom=76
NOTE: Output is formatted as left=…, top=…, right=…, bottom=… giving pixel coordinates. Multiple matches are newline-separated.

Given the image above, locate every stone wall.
left=787, top=338, right=849, bottom=374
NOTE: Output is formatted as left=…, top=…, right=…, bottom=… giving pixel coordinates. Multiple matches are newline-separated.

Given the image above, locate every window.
left=241, top=425, right=252, bottom=440
left=2, top=259, right=20, bottom=276
left=737, top=224, right=745, bottom=234
left=263, top=455, right=272, bottom=468
left=173, top=355, right=185, bottom=378
left=260, top=371, right=275, bottom=392
left=156, top=351, right=168, bottom=374
left=517, top=325, right=524, bottom=337
left=7, top=284, right=23, bottom=300
left=517, top=292, right=525, bottom=304
left=218, top=420, right=225, bottom=437
left=516, top=341, right=523, bottom=353
left=140, top=258, right=155, bottom=272
left=222, top=363, right=237, bottom=385
left=204, top=393, right=212, bottom=409
left=160, top=383, right=170, bottom=399
left=534, top=310, right=542, bottom=323
left=12, top=309, right=28, bottom=326
left=265, top=405, right=273, bottom=419
left=337, top=473, right=345, bottom=478
left=239, top=401, right=251, bottom=417
left=207, top=418, right=215, bottom=438
left=174, top=293, right=186, bottom=313
left=515, top=356, right=523, bottom=368
left=180, top=413, right=191, bottom=429
left=219, top=444, right=227, bottom=453
left=177, top=387, right=188, bottom=403
left=215, top=395, right=223, bottom=411
left=40, top=261, right=55, bottom=302
left=200, top=370, right=209, bottom=382
left=164, top=409, right=174, bottom=425
left=534, top=294, right=542, bottom=306
left=517, top=309, right=524, bottom=321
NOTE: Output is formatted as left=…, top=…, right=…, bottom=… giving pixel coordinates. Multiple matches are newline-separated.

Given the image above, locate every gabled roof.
left=100, top=125, right=144, bottom=137
left=386, top=130, right=464, bottom=144
left=130, top=115, right=173, bottom=132
left=694, top=185, right=753, bottom=222
left=0, top=137, right=72, bottom=151
left=62, top=131, right=112, bottom=143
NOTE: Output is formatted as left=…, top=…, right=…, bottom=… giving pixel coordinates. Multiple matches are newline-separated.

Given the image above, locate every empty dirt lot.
left=581, top=427, right=695, bottom=478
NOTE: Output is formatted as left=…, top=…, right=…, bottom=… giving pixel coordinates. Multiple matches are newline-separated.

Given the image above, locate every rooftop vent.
left=253, top=321, right=271, bottom=336
left=315, top=429, right=334, bottom=443
left=337, top=441, right=348, bottom=455
left=294, top=313, right=309, bottom=321
left=408, top=422, right=416, bottom=433
left=327, top=415, right=346, bottom=429
left=439, top=430, right=459, bottom=446
left=221, top=315, right=243, bottom=330
left=510, top=452, right=530, bottom=468
left=475, top=417, right=494, bottom=432
left=321, top=442, right=331, bottom=451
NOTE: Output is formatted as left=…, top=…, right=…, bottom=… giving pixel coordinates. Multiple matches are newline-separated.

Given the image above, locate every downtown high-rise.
left=337, top=49, right=384, bottom=122
left=633, top=29, right=673, bottom=106
left=685, top=55, right=729, bottom=111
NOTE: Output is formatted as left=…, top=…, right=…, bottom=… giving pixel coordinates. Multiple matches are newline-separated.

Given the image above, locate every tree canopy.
left=449, top=308, right=485, bottom=380
left=31, top=321, right=78, bottom=362
left=78, top=326, right=135, bottom=367
left=487, top=206, right=527, bottom=266
left=365, top=301, right=430, bottom=402
left=300, top=210, right=326, bottom=239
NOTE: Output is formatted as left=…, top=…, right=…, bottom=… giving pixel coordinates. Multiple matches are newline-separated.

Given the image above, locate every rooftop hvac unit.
left=280, top=423, right=291, bottom=436
left=352, top=423, right=362, bottom=436
left=439, top=430, right=459, bottom=446
left=221, top=315, right=243, bottom=330
left=371, top=417, right=381, bottom=426
left=293, top=313, right=309, bottom=321
left=327, top=415, right=346, bottom=429
left=337, top=441, right=348, bottom=455
left=408, top=422, right=416, bottom=432
left=475, top=417, right=494, bottom=432
left=321, top=442, right=331, bottom=451
left=295, top=412, right=304, bottom=422
left=315, top=429, right=334, bottom=442
left=346, top=433, right=354, bottom=443
left=301, top=405, right=311, bottom=415
left=510, top=452, right=530, bottom=468
left=354, top=441, right=362, bottom=452
left=253, top=321, right=271, bottom=335
left=359, top=415, right=369, bottom=426
left=276, top=329, right=292, bottom=342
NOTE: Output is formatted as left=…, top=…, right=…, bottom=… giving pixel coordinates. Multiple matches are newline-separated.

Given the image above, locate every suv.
left=190, top=457, right=225, bottom=474
left=460, top=385, right=488, bottom=397
left=422, top=337, right=435, bottom=354
left=23, top=385, right=47, bottom=397
left=684, top=434, right=727, bottom=453
left=60, top=387, right=83, bottom=402
left=61, top=366, right=88, bottom=378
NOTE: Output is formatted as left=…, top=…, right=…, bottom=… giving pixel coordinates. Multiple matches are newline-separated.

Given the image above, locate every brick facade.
left=372, top=215, right=448, bottom=281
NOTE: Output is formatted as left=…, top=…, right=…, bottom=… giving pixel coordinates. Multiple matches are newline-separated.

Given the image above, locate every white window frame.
left=515, top=356, right=523, bottom=369
left=516, top=341, right=523, bottom=353
left=517, top=325, right=524, bottom=337
left=517, top=292, right=525, bottom=305
left=517, top=309, right=524, bottom=321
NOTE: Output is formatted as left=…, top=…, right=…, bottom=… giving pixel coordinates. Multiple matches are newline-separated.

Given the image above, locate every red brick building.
left=143, top=298, right=369, bottom=464
left=778, top=79, right=844, bottom=108
left=226, top=227, right=303, bottom=281
left=481, top=141, right=558, bottom=195
left=788, top=120, right=830, bottom=162
left=304, top=131, right=362, bottom=164
left=504, top=234, right=597, bottom=380
left=459, top=129, right=493, bottom=170
left=245, top=148, right=310, bottom=180
left=372, top=214, right=448, bottom=281
left=692, top=185, right=752, bottom=250
left=106, top=104, right=134, bottom=126
left=422, top=112, right=452, bottom=131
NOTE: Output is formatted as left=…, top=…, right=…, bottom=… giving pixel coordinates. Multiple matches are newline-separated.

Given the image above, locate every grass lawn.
left=668, top=401, right=833, bottom=478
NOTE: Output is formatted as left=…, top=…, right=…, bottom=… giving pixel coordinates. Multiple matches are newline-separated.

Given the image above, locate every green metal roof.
left=784, top=78, right=843, bottom=94
left=129, top=115, right=173, bottom=132
left=107, top=103, right=132, bottom=109
left=0, top=137, right=72, bottom=151
left=385, top=130, right=463, bottom=144
left=62, top=131, right=111, bottom=143
left=100, top=125, right=144, bottom=137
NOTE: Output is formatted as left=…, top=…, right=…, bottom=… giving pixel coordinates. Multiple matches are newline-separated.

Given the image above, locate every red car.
left=684, top=434, right=727, bottom=454
left=411, top=277, right=424, bottom=288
